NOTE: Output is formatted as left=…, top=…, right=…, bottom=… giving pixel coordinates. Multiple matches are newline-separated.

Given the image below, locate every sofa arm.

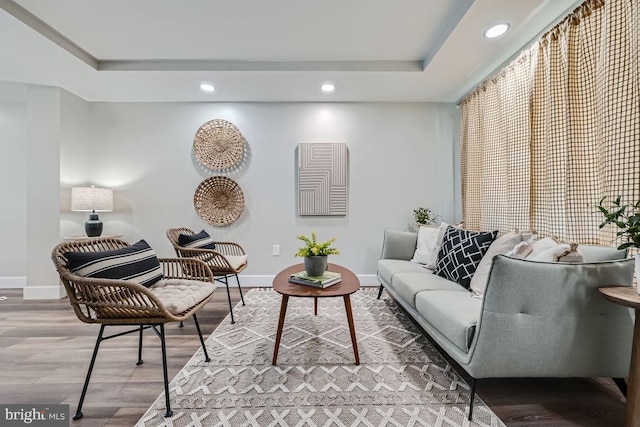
left=466, top=255, right=635, bottom=378
left=380, top=229, right=417, bottom=261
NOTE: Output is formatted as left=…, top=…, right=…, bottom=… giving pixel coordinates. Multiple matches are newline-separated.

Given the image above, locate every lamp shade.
left=71, top=187, right=113, bottom=212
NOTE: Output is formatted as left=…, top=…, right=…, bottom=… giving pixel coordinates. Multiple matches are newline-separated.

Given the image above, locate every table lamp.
left=71, top=186, right=113, bottom=237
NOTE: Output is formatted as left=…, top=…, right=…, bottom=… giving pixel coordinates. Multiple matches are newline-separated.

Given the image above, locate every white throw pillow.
left=527, top=242, right=585, bottom=263
left=526, top=236, right=561, bottom=260
left=470, top=229, right=536, bottom=295
left=506, top=235, right=538, bottom=259
left=426, top=222, right=462, bottom=269
left=411, top=225, right=440, bottom=266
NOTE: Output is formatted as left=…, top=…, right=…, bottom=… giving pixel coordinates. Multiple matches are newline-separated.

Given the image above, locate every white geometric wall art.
left=297, top=143, right=348, bottom=216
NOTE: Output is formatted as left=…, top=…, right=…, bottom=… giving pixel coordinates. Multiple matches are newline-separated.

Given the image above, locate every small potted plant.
left=413, top=207, right=437, bottom=227
left=295, top=232, right=340, bottom=276
left=598, top=196, right=640, bottom=290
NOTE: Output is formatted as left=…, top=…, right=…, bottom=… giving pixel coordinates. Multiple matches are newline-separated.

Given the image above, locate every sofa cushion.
left=434, top=227, right=498, bottom=289
left=580, top=244, right=628, bottom=262
left=415, top=290, right=483, bottom=353
left=393, top=272, right=469, bottom=308
left=381, top=229, right=418, bottom=261
left=378, top=259, right=428, bottom=288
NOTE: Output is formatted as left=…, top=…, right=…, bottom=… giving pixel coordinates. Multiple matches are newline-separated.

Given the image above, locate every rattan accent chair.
left=166, top=227, right=247, bottom=324
left=51, top=237, right=216, bottom=420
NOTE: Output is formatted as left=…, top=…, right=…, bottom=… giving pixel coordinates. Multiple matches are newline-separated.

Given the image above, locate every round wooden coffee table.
left=271, top=263, right=360, bottom=365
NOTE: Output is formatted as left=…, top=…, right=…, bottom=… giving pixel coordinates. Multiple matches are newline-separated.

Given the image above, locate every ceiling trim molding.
left=97, top=60, right=424, bottom=72
left=422, top=0, right=474, bottom=70
left=454, top=0, right=584, bottom=104
left=0, top=0, right=98, bottom=69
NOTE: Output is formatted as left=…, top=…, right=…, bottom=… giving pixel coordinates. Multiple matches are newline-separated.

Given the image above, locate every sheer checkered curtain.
left=461, top=0, right=640, bottom=247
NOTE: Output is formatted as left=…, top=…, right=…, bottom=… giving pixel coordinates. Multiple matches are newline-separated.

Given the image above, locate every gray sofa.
left=376, top=229, right=635, bottom=418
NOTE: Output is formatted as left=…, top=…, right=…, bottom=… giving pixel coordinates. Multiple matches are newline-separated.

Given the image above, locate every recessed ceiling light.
left=321, top=83, right=335, bottom=93
left=199, top=82, right=215, bottom=92
left=484, top=23, right=510, bottom=39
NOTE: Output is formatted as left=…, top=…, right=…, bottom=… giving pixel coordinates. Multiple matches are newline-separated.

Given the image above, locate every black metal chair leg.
left=613, top=377, right=627, bottom=397
left=468, top=377, right=477, bottom=420
left=136, top=325, right=144, bottom=365
left=159, top=324, right=173, bottom=418
left=193, top=314, right=211, bottom=362
left=377, top=284, right=384, bottom=299
left=236, top=274, right=245, bottom=306
left=222, top=276, right=235, bottom=324
left=73, top=324, right=106, bottom=420
left=179, top=321, right=184, bottom=328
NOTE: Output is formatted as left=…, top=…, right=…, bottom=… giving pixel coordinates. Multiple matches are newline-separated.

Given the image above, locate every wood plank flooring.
left=0, top=288, right=627, bottom=426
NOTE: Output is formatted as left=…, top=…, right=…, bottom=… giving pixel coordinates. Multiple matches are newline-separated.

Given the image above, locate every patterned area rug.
left=137, top=288, right=504, bottom=426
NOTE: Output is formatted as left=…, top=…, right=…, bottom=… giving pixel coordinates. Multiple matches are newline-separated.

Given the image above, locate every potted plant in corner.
left=413, top=207, right=437, bottom=230
left=295, top=232, right=340, bottom=277
left=598, top=196, right=640, bottom=291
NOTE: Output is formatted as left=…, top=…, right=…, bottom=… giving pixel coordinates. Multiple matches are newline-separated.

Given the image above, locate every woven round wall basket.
left=193, top=176, right=245, bottom=226
left=193, top=119, right=246, bottom=171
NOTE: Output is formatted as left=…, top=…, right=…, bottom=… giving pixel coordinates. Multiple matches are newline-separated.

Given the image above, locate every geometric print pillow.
left=434, top=227, right=498, bottom=289
left=178, top=229, right=216, bottom=250
left=64, top=239, right=163, bottom=287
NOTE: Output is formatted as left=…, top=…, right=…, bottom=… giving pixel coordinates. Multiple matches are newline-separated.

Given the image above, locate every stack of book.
left=288, top=270, right=342, bottom=288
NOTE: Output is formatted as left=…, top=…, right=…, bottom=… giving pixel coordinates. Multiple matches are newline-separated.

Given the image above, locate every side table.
left=64, top=234, right=122, bottom=241
left=271, top=263, right=361, bottom=365
left=599, top=286, right=640, bottom=427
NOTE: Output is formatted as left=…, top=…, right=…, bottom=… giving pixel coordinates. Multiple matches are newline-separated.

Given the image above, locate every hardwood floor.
left=0, top=287, right=627, bottom=426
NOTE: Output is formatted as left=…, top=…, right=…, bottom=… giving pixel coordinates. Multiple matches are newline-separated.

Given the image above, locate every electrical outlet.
left=272, top=244, right=280, bottom=256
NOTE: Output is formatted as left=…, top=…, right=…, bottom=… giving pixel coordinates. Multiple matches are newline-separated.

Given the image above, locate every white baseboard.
left=0, top=277, right=26, bottom=289
left=237, top=274, right=379, bottom=287
left=22, top=284, right=67, bottom=300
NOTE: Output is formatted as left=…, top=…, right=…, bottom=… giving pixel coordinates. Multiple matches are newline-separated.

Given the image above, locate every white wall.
left=59, top=89, right=91, bottom=238
left=24, top=86, right=64, bottom=298
left=57, top=102, right=458, bottom=284
left=0, top=82, right=27, bottom=288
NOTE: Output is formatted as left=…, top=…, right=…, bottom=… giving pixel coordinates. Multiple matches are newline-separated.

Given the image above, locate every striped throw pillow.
left=64, top=240, right=164, bottom=287
left=178, top=230, right=216, bottom=250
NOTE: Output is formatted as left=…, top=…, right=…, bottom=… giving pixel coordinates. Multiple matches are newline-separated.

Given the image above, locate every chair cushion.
left=178, top=229, right=216, bottom=250
left=415, top=290, right=483, bottom=353
left=149, top=279, right=216, bottom=315
left=227, top=255, right=248, bottom=270
left=64, top=239, right=163, bottom=287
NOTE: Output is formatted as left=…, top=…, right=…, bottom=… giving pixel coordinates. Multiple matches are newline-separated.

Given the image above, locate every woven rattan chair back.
left=166, top=227, right=196, bottom=257
left=165, top=227, right=247, bottom=324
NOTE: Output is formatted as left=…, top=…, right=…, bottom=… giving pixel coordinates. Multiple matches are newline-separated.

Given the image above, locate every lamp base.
left=85, top=213, right=103, bottom=237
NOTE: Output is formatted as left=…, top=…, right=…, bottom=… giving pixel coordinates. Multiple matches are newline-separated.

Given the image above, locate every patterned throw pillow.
left=434, top=227, right=498, bottom=289
left=178, top=230, right=216, bottom=250
left=64, top=239, right=163, bottom=287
